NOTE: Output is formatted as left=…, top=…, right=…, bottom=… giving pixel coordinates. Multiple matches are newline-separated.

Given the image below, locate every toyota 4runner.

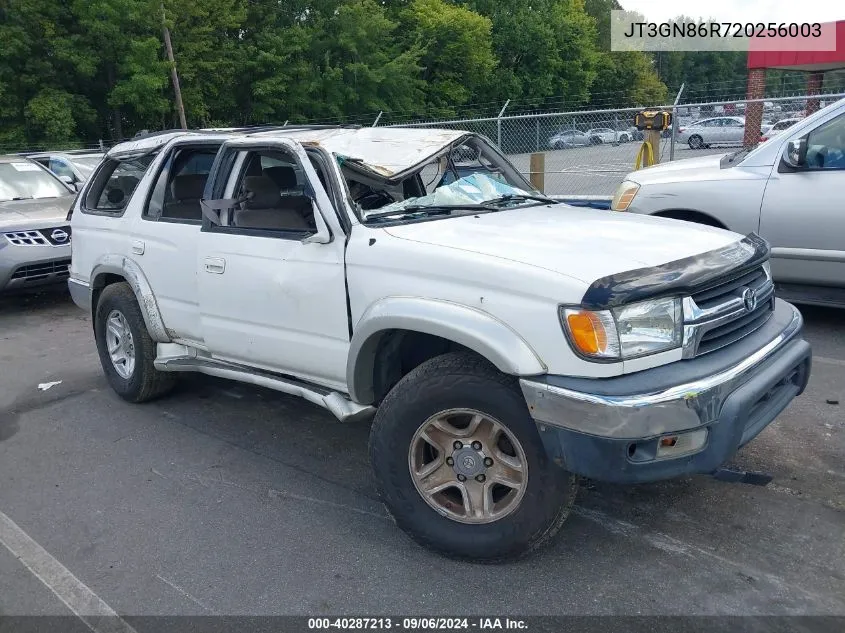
left=68, top=126, right=812, bottom=560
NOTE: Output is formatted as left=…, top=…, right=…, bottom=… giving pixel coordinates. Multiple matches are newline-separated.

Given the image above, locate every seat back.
left=234, top=176, right=313, bottom=231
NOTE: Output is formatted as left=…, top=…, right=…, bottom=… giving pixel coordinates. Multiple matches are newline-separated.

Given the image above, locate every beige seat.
left=234, top=176, right=312, bottom=231
left=162, top=174, right=206, bottom=220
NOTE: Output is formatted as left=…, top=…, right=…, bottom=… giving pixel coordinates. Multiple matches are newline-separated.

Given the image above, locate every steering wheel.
left=355, top=190, right=395, bottom=210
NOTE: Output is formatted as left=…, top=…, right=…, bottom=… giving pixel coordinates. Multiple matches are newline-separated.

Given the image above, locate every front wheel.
left=369, top=352, right=578, bottom=561
left=688, top=135, right=704, bottom=149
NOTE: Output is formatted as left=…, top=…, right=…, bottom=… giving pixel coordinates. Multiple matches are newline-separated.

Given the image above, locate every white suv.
left=68, top=126, right=811, bottom=560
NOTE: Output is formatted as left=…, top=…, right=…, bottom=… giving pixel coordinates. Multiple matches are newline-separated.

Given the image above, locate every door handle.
left=131, top=240, right=145, bottom=255
left=204, top=257, right=226, bottom=274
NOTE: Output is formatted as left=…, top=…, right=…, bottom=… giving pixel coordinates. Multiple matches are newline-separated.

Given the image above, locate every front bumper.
left=0, top=241, right=72, bottom=292
left=520, top=300, right=811, bottom=483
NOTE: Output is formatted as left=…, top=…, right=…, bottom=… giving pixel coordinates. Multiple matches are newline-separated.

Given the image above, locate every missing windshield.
left=339, top=136, right=552, bottom=222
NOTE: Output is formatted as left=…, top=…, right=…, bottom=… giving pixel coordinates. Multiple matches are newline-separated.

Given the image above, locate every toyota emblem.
left=742, top=287, right=757, bottom=312
left=51, top=229, right=69, bottom=243
left=462, top=456, right=476, bottom=470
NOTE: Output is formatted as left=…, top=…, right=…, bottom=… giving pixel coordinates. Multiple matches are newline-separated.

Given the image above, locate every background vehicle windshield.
left=0, top=161, right=69, bottom=201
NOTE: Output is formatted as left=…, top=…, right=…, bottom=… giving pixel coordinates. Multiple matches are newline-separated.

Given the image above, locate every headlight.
left=610, top=180, right=639, bottom=211
left=561, top=297, right=682, bottom=360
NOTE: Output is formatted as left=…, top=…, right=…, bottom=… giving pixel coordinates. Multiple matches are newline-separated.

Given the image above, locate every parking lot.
left=0, top=287, right=843, bottom=621
left=509, top=143, right=730, bottom=196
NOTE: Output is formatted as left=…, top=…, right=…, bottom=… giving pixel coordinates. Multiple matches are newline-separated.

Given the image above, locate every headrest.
left=172, top=174, right=206, bottom=200
left=263, top=165, right=298, bottom=190
left=243, top=176, right=281, bottom=208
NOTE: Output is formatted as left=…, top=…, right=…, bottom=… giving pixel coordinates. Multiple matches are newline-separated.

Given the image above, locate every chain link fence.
left=388, top=92, right=845, bottom=196
left=4, top=89, right=843, bottom=198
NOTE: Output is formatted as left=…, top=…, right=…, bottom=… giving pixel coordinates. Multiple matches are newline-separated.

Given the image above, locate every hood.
left=0, top=196, right=74, bottom=229
left=625, top=153, right=771, bottom=186
left=383, top=204, right=740, bottom=284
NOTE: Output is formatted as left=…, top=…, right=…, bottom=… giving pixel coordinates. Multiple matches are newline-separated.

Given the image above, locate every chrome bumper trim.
left=68, top=277, right=91, bottom=312
left=520, top=304, right=803, bottom=440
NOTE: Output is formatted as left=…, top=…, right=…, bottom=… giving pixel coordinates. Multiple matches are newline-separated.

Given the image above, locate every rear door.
left=196, top=137, right=350, bottom=389
left=128, top=138, right=223, bottom=345
left=759, top=109, right=845, bottom=287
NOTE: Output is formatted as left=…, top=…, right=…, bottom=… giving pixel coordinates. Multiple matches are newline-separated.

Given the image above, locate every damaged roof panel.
left=107, top=126, right=470, bottom=177
left=251, top=127, right=469, bottom=178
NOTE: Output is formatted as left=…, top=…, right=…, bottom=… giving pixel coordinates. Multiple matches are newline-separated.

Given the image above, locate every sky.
left=619, top=0, right=844, bottom=25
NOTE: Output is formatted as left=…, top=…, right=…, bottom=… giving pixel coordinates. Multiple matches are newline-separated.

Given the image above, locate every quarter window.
left=85, top=156, right=155, bottom=213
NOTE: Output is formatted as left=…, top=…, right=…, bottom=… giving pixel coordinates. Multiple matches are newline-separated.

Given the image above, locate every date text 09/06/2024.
left=307, top=618, right=528, bottom=630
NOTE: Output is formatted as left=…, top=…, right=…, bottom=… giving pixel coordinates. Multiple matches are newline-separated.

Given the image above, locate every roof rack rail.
left=126, top=123, right=362, bottom=142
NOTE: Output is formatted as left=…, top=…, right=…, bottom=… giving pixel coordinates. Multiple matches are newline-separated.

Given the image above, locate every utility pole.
left=162, top=3, right=187, bottom=130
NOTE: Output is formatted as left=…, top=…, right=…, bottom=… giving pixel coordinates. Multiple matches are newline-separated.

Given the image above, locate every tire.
left=620, top=134, right=630, bottom=143
left=590, top=136, right=602, bottom=145
left=369, top=352, right=578, bottom=561
left=94, top=282, right=176, bottom=403
left=688, top=135, right=704, bottom=149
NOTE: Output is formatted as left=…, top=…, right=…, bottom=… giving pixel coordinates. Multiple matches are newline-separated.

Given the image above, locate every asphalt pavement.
left=508, top=143, right=729, bottom=196
left=0, top=288, right=843, bottom=622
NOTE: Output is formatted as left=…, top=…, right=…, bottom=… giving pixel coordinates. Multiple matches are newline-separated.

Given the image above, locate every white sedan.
left=676, top=116, right=746, bottom=149
left=761, top=117, right=803, bottom=141
left=585, top=128, right=632, bottom=144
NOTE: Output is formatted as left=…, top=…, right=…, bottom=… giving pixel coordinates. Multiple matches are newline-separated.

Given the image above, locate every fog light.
left=656, top=429, right=707, bottom=458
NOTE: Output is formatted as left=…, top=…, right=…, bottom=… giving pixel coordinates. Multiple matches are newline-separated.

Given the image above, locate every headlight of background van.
left=610, top=180, right=639, bottom=211
left=561, top=297, right=682, bottom=361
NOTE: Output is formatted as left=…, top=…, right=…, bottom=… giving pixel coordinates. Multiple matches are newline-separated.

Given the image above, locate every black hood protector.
left=580, top=233, right=770, bottom=310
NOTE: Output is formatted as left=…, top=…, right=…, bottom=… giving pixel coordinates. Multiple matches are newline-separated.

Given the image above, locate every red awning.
left=747, top=21, right=845, bottom=71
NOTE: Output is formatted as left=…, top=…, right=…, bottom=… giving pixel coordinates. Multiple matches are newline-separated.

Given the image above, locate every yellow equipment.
left=632, top=109, right=672, bottom=169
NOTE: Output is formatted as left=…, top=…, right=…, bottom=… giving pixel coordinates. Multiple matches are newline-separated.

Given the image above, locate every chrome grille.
left=4, top=230, right=48, bottom=246
left=682, top=264, right=775, bottom=358
left=10, top=259, right=71, bottom=282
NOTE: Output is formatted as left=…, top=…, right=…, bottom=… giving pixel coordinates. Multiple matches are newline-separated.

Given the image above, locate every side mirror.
left=58, top=174, right=75, bottom=188
left=783, top=137, right=807, bottom=169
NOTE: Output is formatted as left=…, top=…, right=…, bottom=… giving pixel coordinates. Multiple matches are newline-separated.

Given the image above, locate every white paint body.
left=70, top=126, right=752, bottom=399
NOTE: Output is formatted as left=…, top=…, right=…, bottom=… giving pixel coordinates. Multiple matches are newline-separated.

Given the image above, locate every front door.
left=197, top=138, right=350, bottom=390
left=759, top=110, right=845, bottom=287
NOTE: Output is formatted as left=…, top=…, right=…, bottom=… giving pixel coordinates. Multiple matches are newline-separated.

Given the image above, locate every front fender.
left=91, top=254, right=171, bottom=343
left=347, top=297, right=547, bottom=404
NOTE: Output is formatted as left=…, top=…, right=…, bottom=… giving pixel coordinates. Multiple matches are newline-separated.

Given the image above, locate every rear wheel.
left=688, top=135, right=704, bottom=149
left=94, top=282, right=176, bottom=403
left=369, top=352, right=578, bottom=561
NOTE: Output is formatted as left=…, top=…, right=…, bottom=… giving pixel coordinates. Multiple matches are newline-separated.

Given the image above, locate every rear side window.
left=144, top=146, right=219, bottom=222
left=84, top=155, right=155, bottom=214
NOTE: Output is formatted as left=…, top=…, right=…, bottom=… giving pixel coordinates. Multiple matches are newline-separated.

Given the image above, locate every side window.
left=144, top=146, right=218, bottom=222
left=84, top=156, right=154, bottom=214
left=225, top=149, right=317, bottom=234
left=805, top=114, right=845, bottom=170
left=49, top=158, right=75, bottom=181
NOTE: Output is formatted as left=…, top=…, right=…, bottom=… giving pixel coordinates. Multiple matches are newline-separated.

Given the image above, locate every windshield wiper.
left=365, top=204, right=486, bottom=221
left=482, top=193, right=558, bottom=207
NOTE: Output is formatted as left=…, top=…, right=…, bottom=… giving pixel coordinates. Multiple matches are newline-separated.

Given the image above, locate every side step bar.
left=154, top=354, right=375, bottom=423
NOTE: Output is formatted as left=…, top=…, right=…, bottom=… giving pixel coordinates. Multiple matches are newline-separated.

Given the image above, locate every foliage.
left=0, top=0, right=777, bottom=149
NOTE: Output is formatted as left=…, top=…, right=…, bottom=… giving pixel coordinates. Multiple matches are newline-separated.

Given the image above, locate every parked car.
left=760, top=117, right=803, bottom=142
left=25, top=150, right=104, bottom=188
left=69, top=126, right=810, bottom=560
left=0, top=156, right=75, bottom=293
left=548, top=129, right=590, bottom=149
left=585, top=128, right=632, bottom=144
left=676, top=116, right=746, bottom=149
left=612, top=97, right=845, bottom=308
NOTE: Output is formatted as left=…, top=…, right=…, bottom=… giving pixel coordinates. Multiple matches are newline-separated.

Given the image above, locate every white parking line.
left=0, top=509, right=137, bottom=633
